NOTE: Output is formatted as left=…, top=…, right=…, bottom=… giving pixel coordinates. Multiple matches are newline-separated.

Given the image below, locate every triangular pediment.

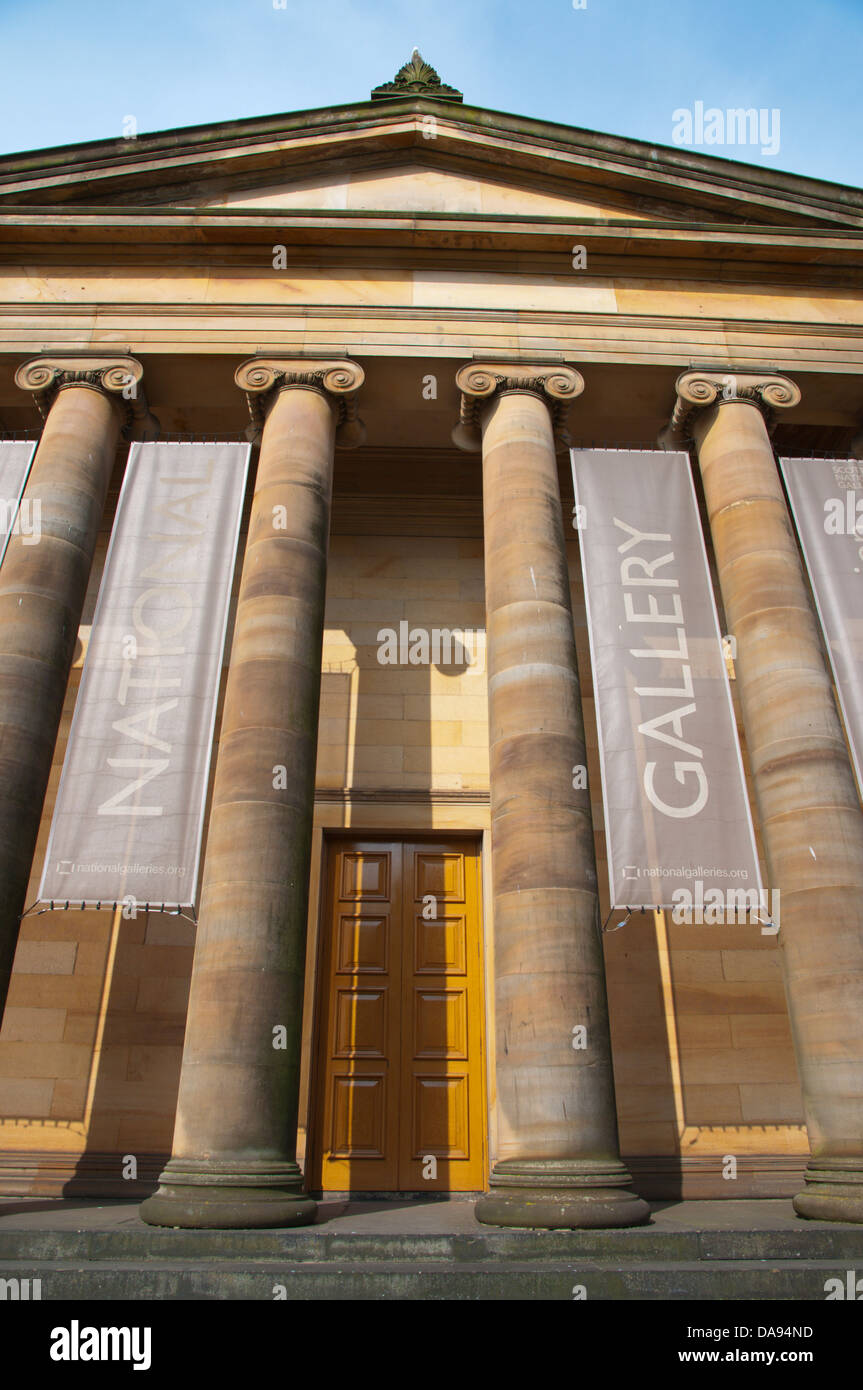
left=1, top=95, right=861, bottom=249
left=190, top=162, right=658, bottom=221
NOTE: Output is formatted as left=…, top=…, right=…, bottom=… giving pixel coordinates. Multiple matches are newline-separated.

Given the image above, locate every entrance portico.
left=1, top=60, right=863, bottom=1229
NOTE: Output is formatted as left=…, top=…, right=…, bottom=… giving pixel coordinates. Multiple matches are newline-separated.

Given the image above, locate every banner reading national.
left=38, top=441, right=250, bottom=912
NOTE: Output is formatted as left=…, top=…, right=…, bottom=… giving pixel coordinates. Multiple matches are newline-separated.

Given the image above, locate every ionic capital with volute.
left=235, top=357, right=365, bottom=448
left=452, top=361, right=584, bottom=453
left=661, top=368, right=801, bottom=448
left=14, top=355, right=158, bottom=440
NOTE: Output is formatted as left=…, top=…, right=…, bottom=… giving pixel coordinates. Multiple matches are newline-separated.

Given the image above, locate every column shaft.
left=458, top=367, right=648, bottom=1229
left=691, top=392, right=863, bottom=1222
left=0, top=381, right=122, bottom=1015
left=141, top=363, right=362, bottom=1229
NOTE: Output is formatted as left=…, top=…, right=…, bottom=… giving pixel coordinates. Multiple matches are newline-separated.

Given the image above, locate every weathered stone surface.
left=681, top=373, right=863, bottom=1224
left=455, top=367, right=648, bottom=1229
left=0, top=364, right=136, bottom=1018
left=141, top=362, right=363, bottom=1230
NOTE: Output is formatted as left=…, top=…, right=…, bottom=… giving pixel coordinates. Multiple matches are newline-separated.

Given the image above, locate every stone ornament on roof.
left=371, top=50, right=463, bottom=103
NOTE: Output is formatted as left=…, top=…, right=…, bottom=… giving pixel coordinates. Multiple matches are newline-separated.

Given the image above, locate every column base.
left=139, top=1157, right=317, bottom=1229
left=474, top=1158, right=650, bottom=1230
left=793, top=1160, right=863, bottom=1224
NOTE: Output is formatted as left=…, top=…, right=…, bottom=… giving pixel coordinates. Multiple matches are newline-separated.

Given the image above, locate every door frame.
left=306, top=829, right=488, bottom=1195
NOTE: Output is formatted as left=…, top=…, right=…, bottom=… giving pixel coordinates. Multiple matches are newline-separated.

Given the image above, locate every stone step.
left=4, top=1202, right=863, bottom=1301
left=3, top=1224, right=863, bottom=1264
left=0, top=1255, right=857, bottom=1300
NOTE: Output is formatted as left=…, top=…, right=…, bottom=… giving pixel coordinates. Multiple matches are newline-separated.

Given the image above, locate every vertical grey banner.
left=571, top=449, right=761, bottom=909
left=0, top=440, right=37, bottom=567
left=780, top=456, right=863, bottom=797
left=38, top=442, right=250, bottom=910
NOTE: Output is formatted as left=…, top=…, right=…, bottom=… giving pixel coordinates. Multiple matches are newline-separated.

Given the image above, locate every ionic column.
left=671, top=370, right=863, bottom=1223
left=141, top=358, right=364, bottom=1229
left=0, top=356, right=150, bottom=1019
left=454, top=363, right=649, bottom=1228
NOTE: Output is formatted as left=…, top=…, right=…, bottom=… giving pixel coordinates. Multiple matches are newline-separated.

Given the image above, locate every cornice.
left=1, top=213, right=860, bottom=281
left=4, top=301, right=863, bottom=337
left=1, top=105, right=860, bottom=229
left=3, top=308, right=863, bottom=383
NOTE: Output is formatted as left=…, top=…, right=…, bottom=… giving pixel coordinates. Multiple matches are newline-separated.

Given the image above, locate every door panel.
left=399, top=840, right=483, bottom=1190
left=330, top=1074, right=386, bottom=1158
left=316, top=840, right=401, bottom=1188
left=313, top=836, right=485, bottom=1191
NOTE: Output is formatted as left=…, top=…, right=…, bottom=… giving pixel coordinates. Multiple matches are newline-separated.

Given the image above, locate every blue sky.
left=1, top=0, right=861, bottom=188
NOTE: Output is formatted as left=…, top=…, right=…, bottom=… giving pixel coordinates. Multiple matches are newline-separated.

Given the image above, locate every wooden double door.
left=311, top=836, right=486, bottom=1191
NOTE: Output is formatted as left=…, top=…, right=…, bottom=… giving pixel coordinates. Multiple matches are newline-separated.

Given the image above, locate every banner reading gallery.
left=571, top=448, right=762, bottom=912
left=37, top=442, right=250, bottom=913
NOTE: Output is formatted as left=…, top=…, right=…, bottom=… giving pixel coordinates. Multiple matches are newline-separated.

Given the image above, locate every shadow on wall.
left=0, top=902, right=190, bottom=1199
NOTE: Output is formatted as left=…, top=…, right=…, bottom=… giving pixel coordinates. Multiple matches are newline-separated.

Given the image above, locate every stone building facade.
left=0, top=57, right=862, bottom=1227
